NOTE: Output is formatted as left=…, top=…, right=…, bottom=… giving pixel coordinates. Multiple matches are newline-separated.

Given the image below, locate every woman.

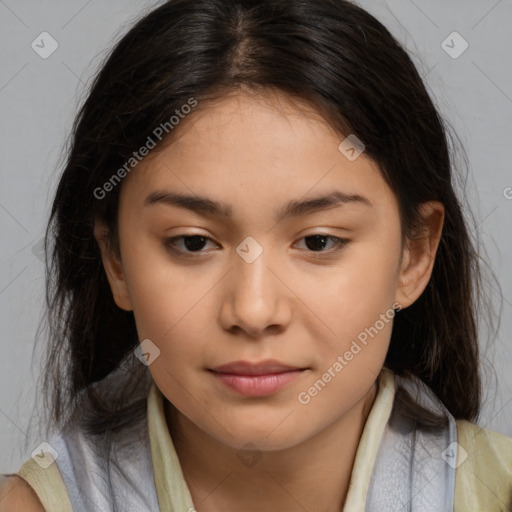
left=2, top=0, right=511, bottom=510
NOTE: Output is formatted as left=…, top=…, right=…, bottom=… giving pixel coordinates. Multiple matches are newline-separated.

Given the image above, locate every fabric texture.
left=454, top=419, right=512, bottom=511
left=19, top=398, right=160, bottom=512
left=16, top=367, right=512, bottom=511
left=364, top=371, right=458, bottom=511
left=17, top=456, right=72, bottom=512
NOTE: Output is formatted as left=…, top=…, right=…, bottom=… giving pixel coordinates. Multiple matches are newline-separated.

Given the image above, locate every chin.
left=206, top=417, right=311, bottom=452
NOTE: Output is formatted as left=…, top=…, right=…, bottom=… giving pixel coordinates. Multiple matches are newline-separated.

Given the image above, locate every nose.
left=219, top=250, right=292, bottom=338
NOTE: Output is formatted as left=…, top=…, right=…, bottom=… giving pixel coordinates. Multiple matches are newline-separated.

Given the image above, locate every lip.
left=211, top=359, right=303, bottom=375
left=209, top=360, right=307, bottom=397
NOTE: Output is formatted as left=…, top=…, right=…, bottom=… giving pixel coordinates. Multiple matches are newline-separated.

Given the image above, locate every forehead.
left=119, top=90, right=396, bottom=217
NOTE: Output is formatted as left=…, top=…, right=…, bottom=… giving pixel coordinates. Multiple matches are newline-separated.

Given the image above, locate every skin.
left=95, top=88, right=444, bottom=512
left=0, top=476, right=45, bottom=511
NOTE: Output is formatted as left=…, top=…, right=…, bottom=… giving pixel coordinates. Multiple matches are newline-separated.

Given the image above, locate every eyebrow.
left=143, top=189, right=372, bottom=222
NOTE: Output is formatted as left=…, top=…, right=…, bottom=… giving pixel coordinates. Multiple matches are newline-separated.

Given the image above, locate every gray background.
left=1, top=0, right=511, bottom=472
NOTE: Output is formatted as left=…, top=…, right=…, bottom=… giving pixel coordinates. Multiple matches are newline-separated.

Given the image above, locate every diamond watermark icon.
left=134, top=338, right=161, bottom=366
left=338, top=134, right=365, bottom=161
left=441, top=32, right=468, bottom=59
left=237, top=443, right=263, bottom=468
left=236, top=236, right=263, bottom=264
left=441, top=441, right=468, bottom=469
left=31, top=32, right=59, bottom=59
left=31, top=442, right=59, bottom=469
left=32, top=237, right=45, bottom=263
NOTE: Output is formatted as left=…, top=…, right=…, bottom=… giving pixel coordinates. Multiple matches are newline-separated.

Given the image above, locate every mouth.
left=208, top=360, right=309, bottom=397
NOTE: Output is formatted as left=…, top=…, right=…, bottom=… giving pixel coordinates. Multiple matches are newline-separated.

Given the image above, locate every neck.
left=165, top=381, right=378, bottom=512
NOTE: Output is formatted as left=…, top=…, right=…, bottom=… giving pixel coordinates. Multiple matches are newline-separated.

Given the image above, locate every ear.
left=93, top=219, right=133, bottom=311
left=395, top=201, right=445, bottom=309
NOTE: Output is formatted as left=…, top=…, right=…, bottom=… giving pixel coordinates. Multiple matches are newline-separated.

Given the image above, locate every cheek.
left=315, top=244, right=400, bottom=332
left=295, top=255, right=398, bottom=419
left=119, top=228, right=208, bottom=334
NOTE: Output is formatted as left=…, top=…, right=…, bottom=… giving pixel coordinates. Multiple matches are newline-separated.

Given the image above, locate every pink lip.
left=209, top=360, right=307, bottom=397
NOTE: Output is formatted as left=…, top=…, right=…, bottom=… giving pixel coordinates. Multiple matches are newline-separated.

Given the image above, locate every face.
left=97, top=89, right=440, bottom=451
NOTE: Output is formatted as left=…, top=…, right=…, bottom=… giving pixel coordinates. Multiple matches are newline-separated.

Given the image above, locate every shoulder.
left=454, top=419, right=512, bottom=511
left=0, top=475, right=45, bottom=512
left=456, top=419, right=512, bottom=464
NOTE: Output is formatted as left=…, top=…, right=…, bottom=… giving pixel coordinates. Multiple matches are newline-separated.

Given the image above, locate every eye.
left=164, top=233, right=350, bottom=257
left=164, top=234, right=218, bottom=255
left=295, top=234, right=349, bottom=254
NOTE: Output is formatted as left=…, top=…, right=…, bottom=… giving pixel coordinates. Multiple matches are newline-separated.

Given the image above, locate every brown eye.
left=164, top=235, right=217, bottom=254
left=295, top=235, right=349, bottom=253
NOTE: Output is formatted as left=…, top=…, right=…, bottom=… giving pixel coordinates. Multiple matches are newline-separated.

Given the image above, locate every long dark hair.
left=34, top=0, right=495, bottom=438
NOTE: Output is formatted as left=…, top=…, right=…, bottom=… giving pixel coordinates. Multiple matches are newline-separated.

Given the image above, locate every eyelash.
left=163, top=234, right=350, bottom=258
